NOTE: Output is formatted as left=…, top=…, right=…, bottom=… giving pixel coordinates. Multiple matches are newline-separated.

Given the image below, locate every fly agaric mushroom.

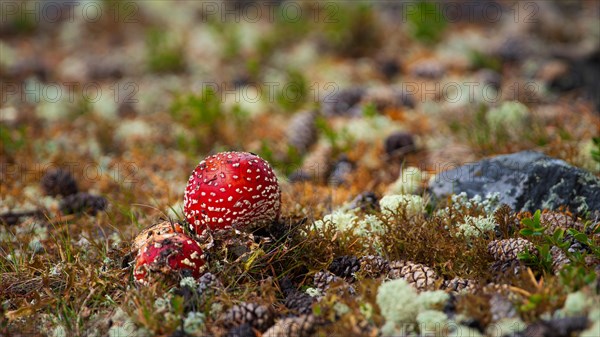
left=133, top=232, right=207, bottom=285
left=184, top=151, right=281, bottom=235
left=131, top=220, right=184, bottom=255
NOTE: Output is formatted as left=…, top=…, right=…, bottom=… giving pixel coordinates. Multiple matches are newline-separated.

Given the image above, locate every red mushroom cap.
left=133, top=232, right=206, bottom=285
left=184, top=151, right=281, bottom=235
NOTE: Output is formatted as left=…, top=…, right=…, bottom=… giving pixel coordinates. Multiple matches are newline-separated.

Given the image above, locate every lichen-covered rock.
left=428, top=151, right=600, bottom=216
left=489, top=294, right=517, bottom=322
left=521, top=316, right=589, bottom=337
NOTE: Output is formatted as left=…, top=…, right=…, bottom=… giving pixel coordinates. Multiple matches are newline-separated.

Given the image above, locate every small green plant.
left=559, top=262, right=598, bottom=292
left=592, top=137, right=600, bottom=164
left=6, top=6, right=37, bottom=34
left=0, top=125, right=27, bottom=158
left=518, top=210, right=561, bottom=273
left=406, top=0, right=447, bottom=44
left=567, top=227, right=600, bottom=257
left=519, top=210, right=545, bottom=237
left=277, top=70, right=308, bottom=112
left=469, top=50, right=502, bottom=72
left=362, top=103, right=378, bottom=118
left=256, top=4, right=311, bottom=58
left=518, top=243, right=553, bottom=274
left=170, top=87, right=225, bottom=153
left=519, top=210, right=600, bottom=288
left=146, top=28, right=185, bottom=73
left=255, top=140, right=303, bottom=177
left=171, top=88, right=222, bottom=129
left=319, top=3, right=382, bottom=57
left=315, top=116, right=351, bottom=155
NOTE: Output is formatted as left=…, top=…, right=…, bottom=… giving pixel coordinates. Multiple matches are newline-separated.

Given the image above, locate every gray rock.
left=489, top=294, right=517, bottom=322
left=428, top=151, right=600, bottom=216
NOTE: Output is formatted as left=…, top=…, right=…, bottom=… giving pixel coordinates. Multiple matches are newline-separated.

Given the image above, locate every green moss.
left=406, top=0, right=447, bottom=44
left=145, top=28, right=185, bottom=73
left=319, top=3, right=382, bottom=57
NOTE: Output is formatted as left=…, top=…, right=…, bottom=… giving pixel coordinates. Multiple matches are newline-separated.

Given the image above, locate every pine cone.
left=495, top=36, right=529, bottom=62
left=59, top=192, right=107, bottom=215
left=174, top=272, right=221, bottom=313
left=327, top=156, right=354, bottom=187
left=363, top=87, right=414, bottom=111
left=321, top=87, right=365, bottom=117
left=540, top=211, right=583, bottom=235
left=280, top=277, right=315, bottom=315
left=226, top=323, right=256, bottom=337
left=551, top=246, right=570, bottom=274
left=487, top=238, right=536, bottom=262
left=359, top=255, right=390, bottom=278
left=489, top=259, right=523, bottom=278
left=285, top=291, right=315, bottom=315
left=223, top=302, right=274, bottom=332
left=443, top=277, right=476, bottom=293
left=41, top=168, right=78, bottom=197
left=384, top=131, right=416, bottom=158
left=198, top=272, right=221, bottom=294
left=263, top=315, right=317, bottom=337
left=378, top=58, right=399, bottom=80
left=387, top=260, right=439, bottom=290
left=286, top=110, right=318, bottom=155
left=313, top=270, right=340, bottom=292
left=295, top=142, right=332, bottom=183
left=409, top=60, right=446, bottom=79
left=328, top=255, right=360, bottom=278
left=567, top=240, right=590, bottom=254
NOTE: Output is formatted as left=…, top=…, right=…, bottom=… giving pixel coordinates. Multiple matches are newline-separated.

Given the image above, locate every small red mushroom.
left=184, top=152, right=281, bottom=235
left=133, top=232, right=206, bottom=285
left=131, top=220, right=184, bottom=255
